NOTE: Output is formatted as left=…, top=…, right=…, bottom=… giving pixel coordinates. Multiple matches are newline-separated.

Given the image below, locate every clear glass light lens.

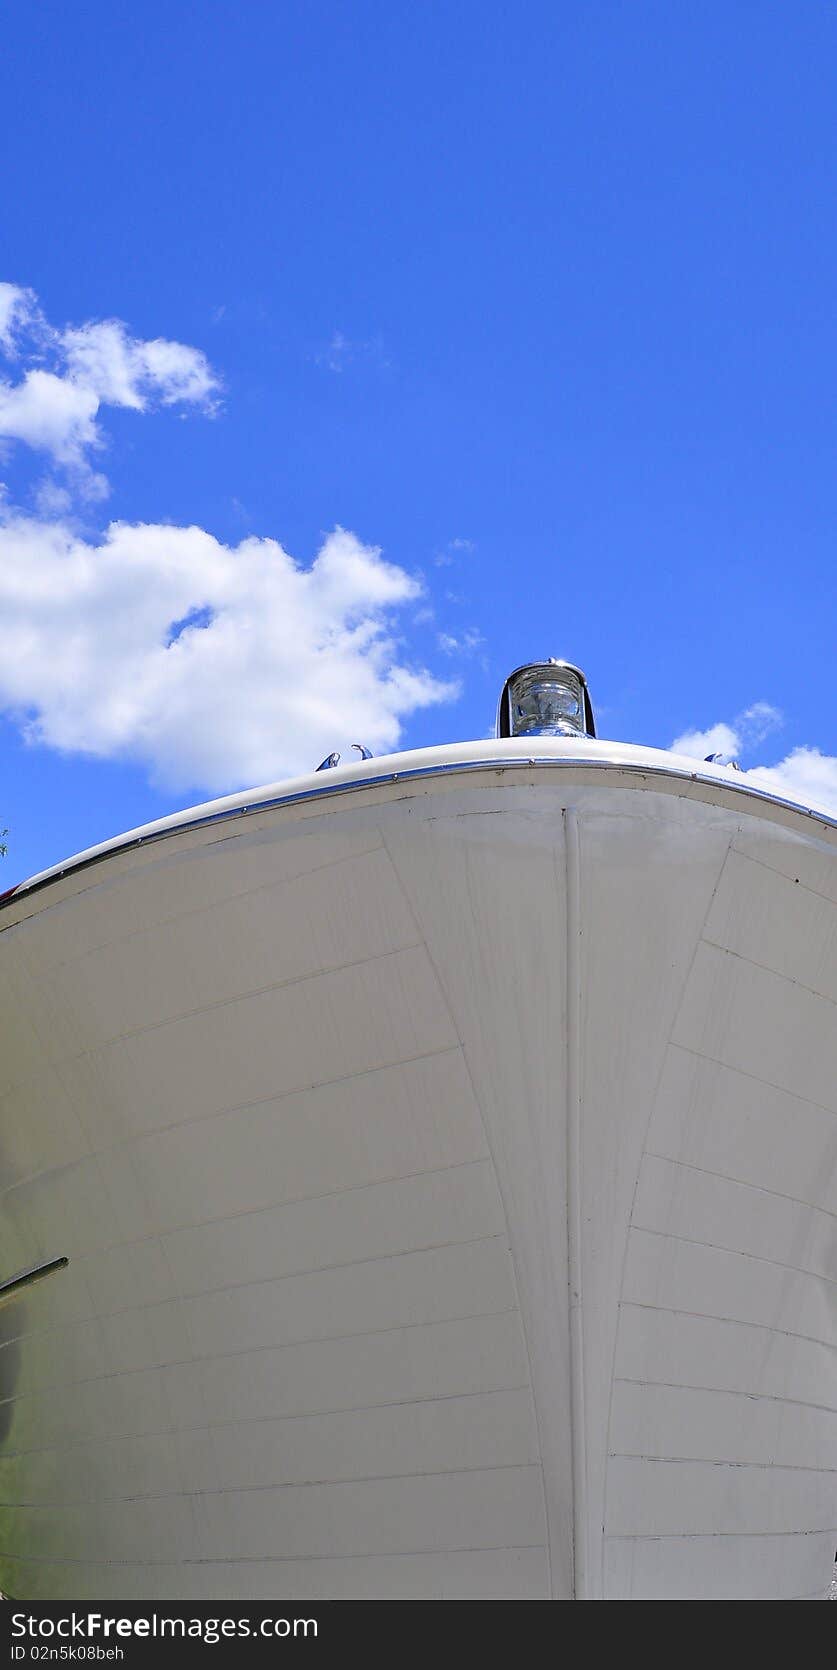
left=510, top=669, right=585, bottom=737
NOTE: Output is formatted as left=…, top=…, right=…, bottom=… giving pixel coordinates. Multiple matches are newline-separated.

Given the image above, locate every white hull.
left=0, top=739, right=835, bottom=1600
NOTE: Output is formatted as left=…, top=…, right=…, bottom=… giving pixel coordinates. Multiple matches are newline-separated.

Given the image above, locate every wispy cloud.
left=671, top=703, right=837, bottom=816
left=0, top=282, right=220, bottom=499
left=0, top=282, right=37, bottom=353
left=315, top=330, right=391, bottom=374
left=433, top=536, right=475, bottom=568
left=437, top=627, right=484, bottom=656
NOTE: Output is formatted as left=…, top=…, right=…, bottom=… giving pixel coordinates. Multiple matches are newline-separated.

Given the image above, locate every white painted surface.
left=0, top=742, right=835, bottom=1598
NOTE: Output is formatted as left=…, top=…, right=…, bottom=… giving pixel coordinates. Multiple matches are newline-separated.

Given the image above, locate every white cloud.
left=670, top=719, right=740, bottom=761
left=741, top=749, right=837, bottom=814
left=671, top=705, right=837, bottom=817
left=0, top=283, right=219, bottom=495
left=671, top=702, right=782, bottom=764
left=0, top=515, right=457, bottom=791
left=0, top=372, right=101, bottom=470
left=0, top=286, right=464, bottom=795
left=62, top=320, right=218, bottom=411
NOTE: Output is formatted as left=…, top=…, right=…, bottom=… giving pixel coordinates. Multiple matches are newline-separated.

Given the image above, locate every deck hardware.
left=0, top=1256, right=68, bottom=1306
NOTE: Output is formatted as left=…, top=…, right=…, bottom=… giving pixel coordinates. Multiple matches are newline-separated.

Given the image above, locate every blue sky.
left=1, top=1, right=836, bottom=883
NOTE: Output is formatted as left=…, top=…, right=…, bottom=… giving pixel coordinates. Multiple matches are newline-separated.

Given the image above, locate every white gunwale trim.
left=4, top=737, right=836, bottom=912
